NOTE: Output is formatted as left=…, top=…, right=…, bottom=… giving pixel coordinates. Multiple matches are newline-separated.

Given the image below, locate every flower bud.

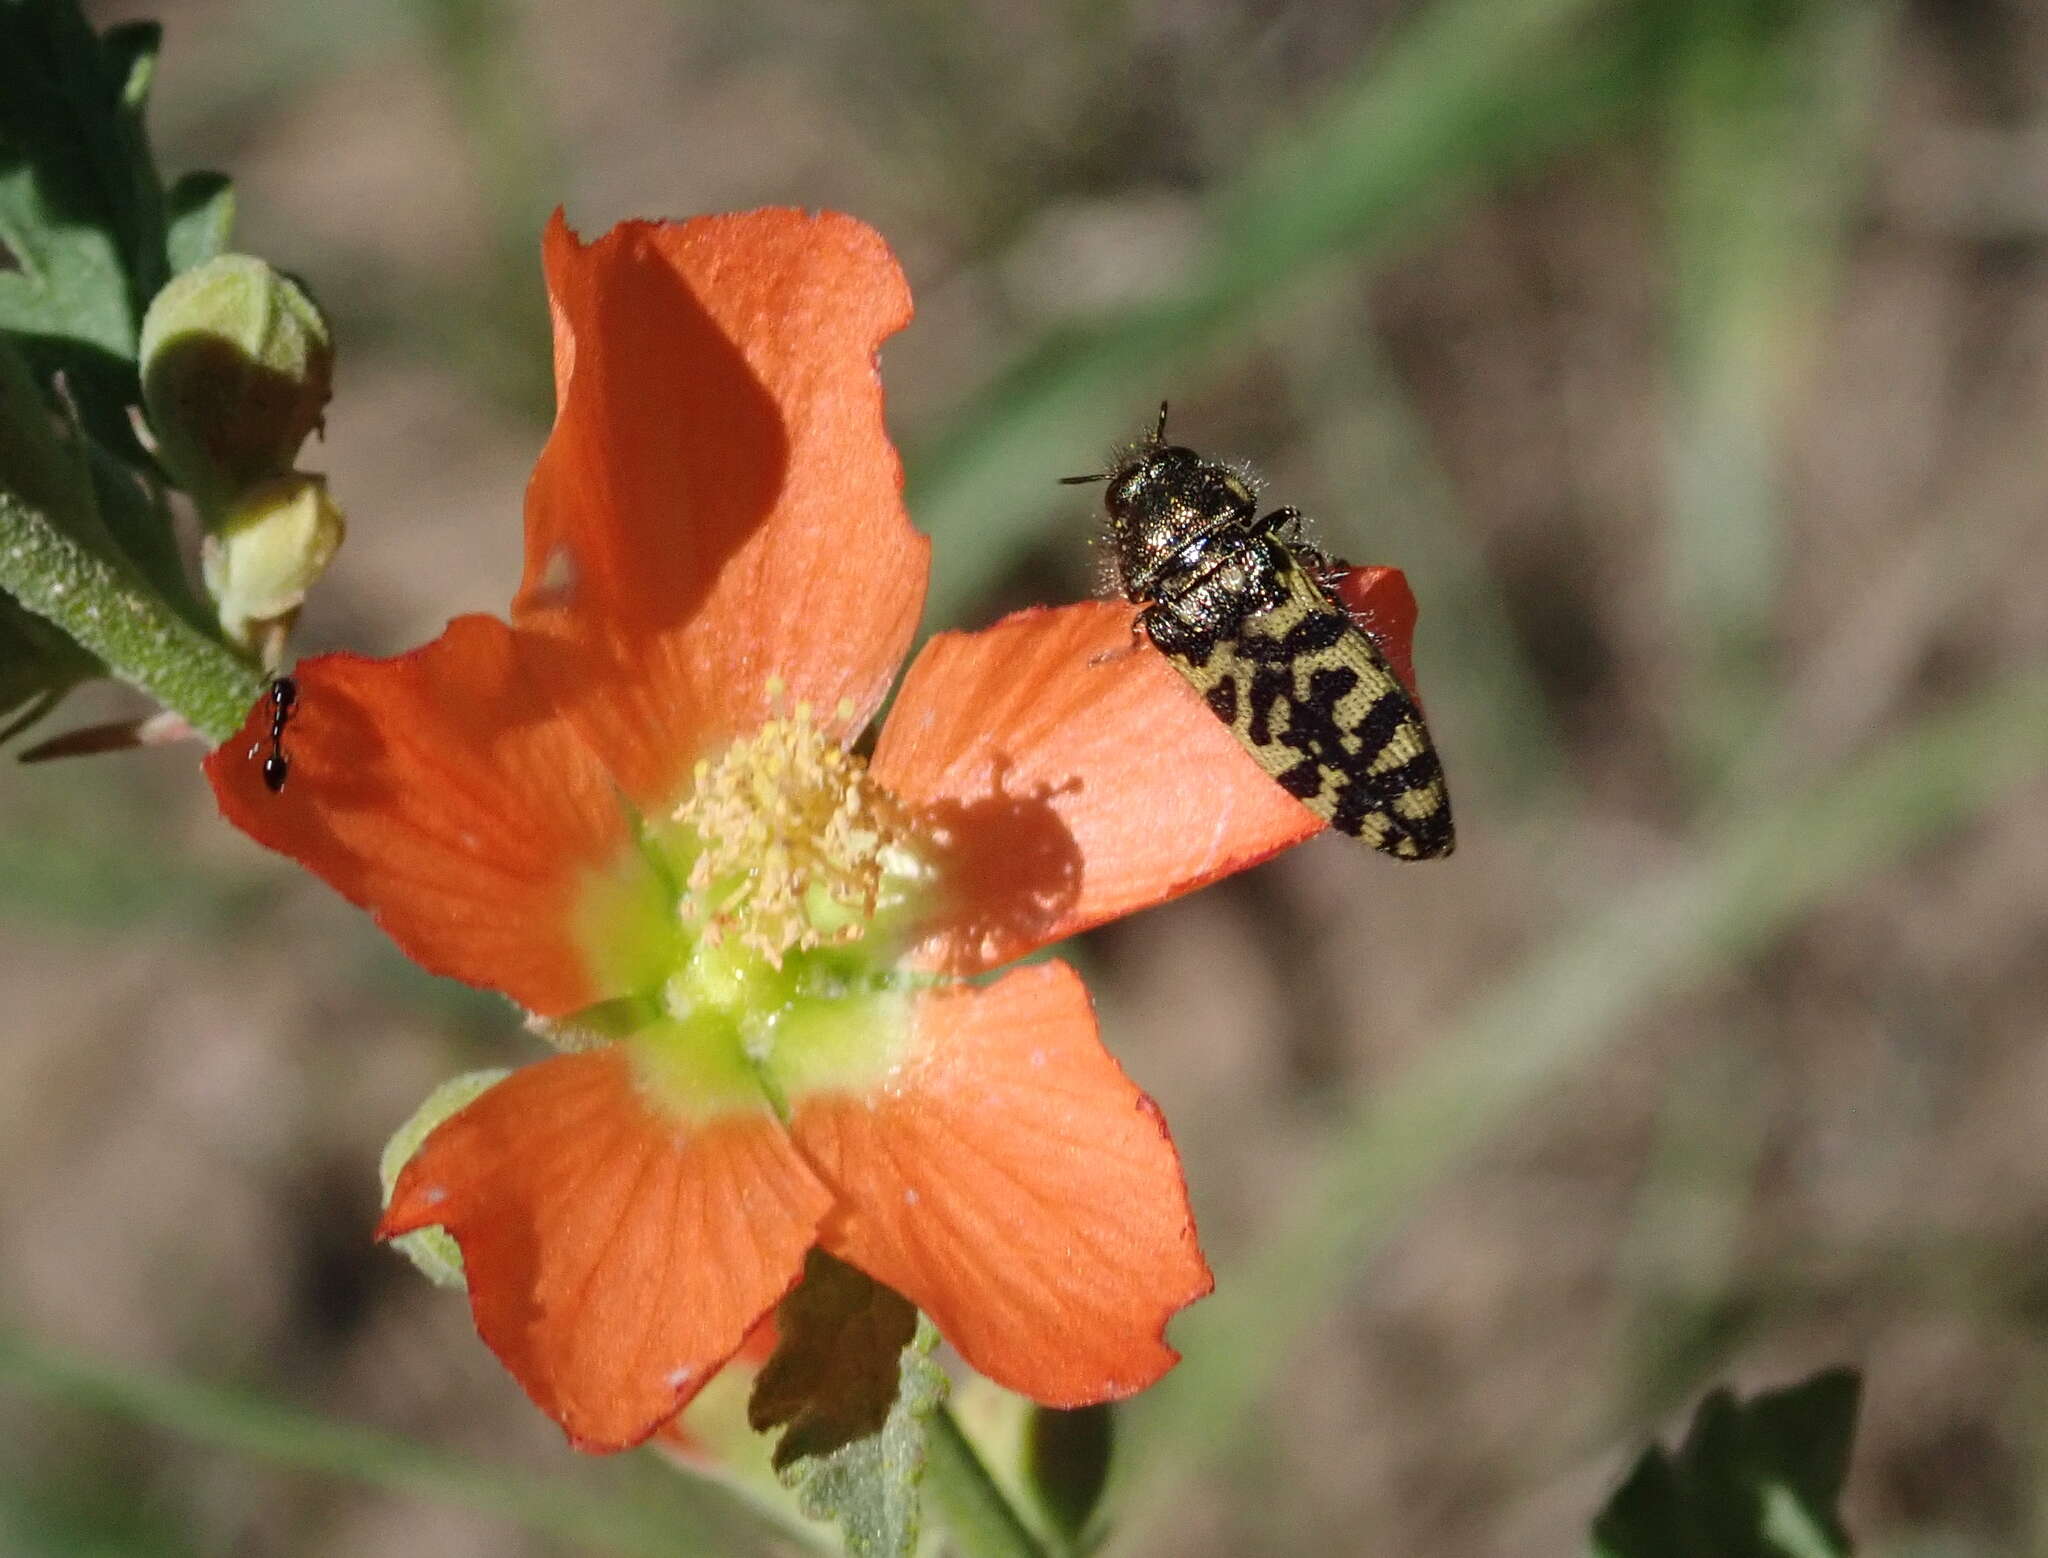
left=378, top=1070, right=510, bottom=1290
left=139, top=255, right=333, bottom=503
left=200, top=474, right=345, bottom=652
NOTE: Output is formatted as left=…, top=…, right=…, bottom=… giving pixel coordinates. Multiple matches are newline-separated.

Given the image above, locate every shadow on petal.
left=909, top=760, right=1084, bottom=976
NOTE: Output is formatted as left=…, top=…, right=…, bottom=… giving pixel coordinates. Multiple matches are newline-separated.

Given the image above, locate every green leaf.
left=0, top=5, right=149, bottom=441
left=1026, top=1404, right=1113, bottom=1546
left=0, top=321, right=201, bottom=627
left=0, top=4, right=141, bottom=345
left=0, top=482, right=260, bottom=743
left=98, top=21, right=170, bottom=301
left=0, top=589, right=93, bottom=746
left=0, top=318, right=93, bottom=525
left=754, top=1254, right=948, bottom=1558
left=1590, top=1369, right=1861, bottom=1558
left=753, top=1250, right=923, bottom=1472
left=0, top=2, right=194, bottom=465
left=164, top=171, right=235, bottom=273
left=0, top=328, right=106, bottom=739
left=0, top=8, right=227, bottom=626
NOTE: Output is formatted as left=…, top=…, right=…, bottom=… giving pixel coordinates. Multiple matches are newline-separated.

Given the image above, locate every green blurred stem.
left=0, top=484, right=258, bottom=742
left=927, top=1403, right=1056, bottom=1558
left=907, top=0, right=1633, bottom=632
left=1661, top=1, right=1898, bottom=782
left=0, top=1324, right=827, bottom=1556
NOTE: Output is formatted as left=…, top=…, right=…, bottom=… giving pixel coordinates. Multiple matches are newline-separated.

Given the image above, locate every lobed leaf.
left=1590, top=1369, right=1861, bottom=1558
left=757, top=1258, right=948, bottom=1558
left=0, top=0, right=235, bottom=461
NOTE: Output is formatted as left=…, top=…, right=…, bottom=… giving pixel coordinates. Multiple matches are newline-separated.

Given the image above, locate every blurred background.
left=4, top=0, right=2047, bottom=1552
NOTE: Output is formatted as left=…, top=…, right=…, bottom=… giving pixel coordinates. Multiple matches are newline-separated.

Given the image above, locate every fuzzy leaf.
left=1591, top=1369, right=1860, bottom=1558
left=0, top=5, right=143, bottom=346
left=0, top=3, right=230, bottom=627
left=752, top=1250, right=921, bottom=1471
left=0, top=2, right=177, bottom=461
left=754, top=1254, right=946, bottom=1558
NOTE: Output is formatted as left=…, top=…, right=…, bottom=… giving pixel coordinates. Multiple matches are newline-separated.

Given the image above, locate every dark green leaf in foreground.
left=1027, top=1403, right=1113, bottom=1545
left=1591, top=1367, right=1861, bottom=1558
left=0, top=1, right=237, bottom=466
left=0, top=589, right=94, bottom=745
left=0, top=4, right=159, bottom=453
left=752, top=1252, right=947, bottom=1558
left=0, top=0, right=256, bottom=728
left=0, top=328, right=99, bottom=743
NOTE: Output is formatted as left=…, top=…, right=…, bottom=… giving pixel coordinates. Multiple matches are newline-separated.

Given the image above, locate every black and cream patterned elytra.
left=1064, top=405, right=1454, bottom=860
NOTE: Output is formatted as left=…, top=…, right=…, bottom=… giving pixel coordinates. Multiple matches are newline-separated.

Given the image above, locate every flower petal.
left=1329, top=563, right=1422, bottom=701
left=513, top=211, right=929, bottom=811
left=651, top=1313, right=779, bottom=1467
left=872, top=602, right=1321, bottom=974
left=204, top=616, right=633, bottom=1015
left=380, top=1049, right=832, bottom=1452
left=789, top=962, right=1212, bottom=1406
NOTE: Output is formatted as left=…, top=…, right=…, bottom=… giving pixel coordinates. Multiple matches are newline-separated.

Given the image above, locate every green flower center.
left=560, top=697, right=936, bottom=1120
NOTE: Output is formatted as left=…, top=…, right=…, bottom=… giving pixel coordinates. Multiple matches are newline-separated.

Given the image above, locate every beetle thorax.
left=1103, top=445, right=1258, bottom=599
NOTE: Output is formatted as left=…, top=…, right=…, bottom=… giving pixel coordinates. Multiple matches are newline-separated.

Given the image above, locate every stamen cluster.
left=672, top=699, right=921, bottom=966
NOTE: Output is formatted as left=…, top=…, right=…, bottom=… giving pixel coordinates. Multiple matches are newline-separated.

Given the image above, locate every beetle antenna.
left=1060, top=400, right=1172, bottom=483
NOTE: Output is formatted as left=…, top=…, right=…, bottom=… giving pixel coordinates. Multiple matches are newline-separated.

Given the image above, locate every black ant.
left=254, top=676, right=296, bottom=793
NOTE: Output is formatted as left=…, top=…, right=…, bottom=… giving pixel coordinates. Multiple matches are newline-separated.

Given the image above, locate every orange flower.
left=206, top=211, right=1403, bottom=1452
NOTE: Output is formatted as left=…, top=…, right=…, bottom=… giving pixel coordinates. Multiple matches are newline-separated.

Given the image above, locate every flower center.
left=554, top=696, right=934, bottom=1120
left=669, top=700, right=927, bottom=968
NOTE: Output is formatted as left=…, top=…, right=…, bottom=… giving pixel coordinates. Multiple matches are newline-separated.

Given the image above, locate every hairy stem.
left=0, top=484, right=258, bottom=743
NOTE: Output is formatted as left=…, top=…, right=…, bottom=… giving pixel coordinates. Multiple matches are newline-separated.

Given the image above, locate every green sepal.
left=754, top=1252, right=947, bottom=1557
left=1591, top=1368, right=1861, bottom=1558
left=377, top=1069, right=510, bottom=1289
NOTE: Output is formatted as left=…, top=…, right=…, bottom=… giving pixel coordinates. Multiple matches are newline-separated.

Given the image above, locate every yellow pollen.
left=671, top=705, right=921, bottom=966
